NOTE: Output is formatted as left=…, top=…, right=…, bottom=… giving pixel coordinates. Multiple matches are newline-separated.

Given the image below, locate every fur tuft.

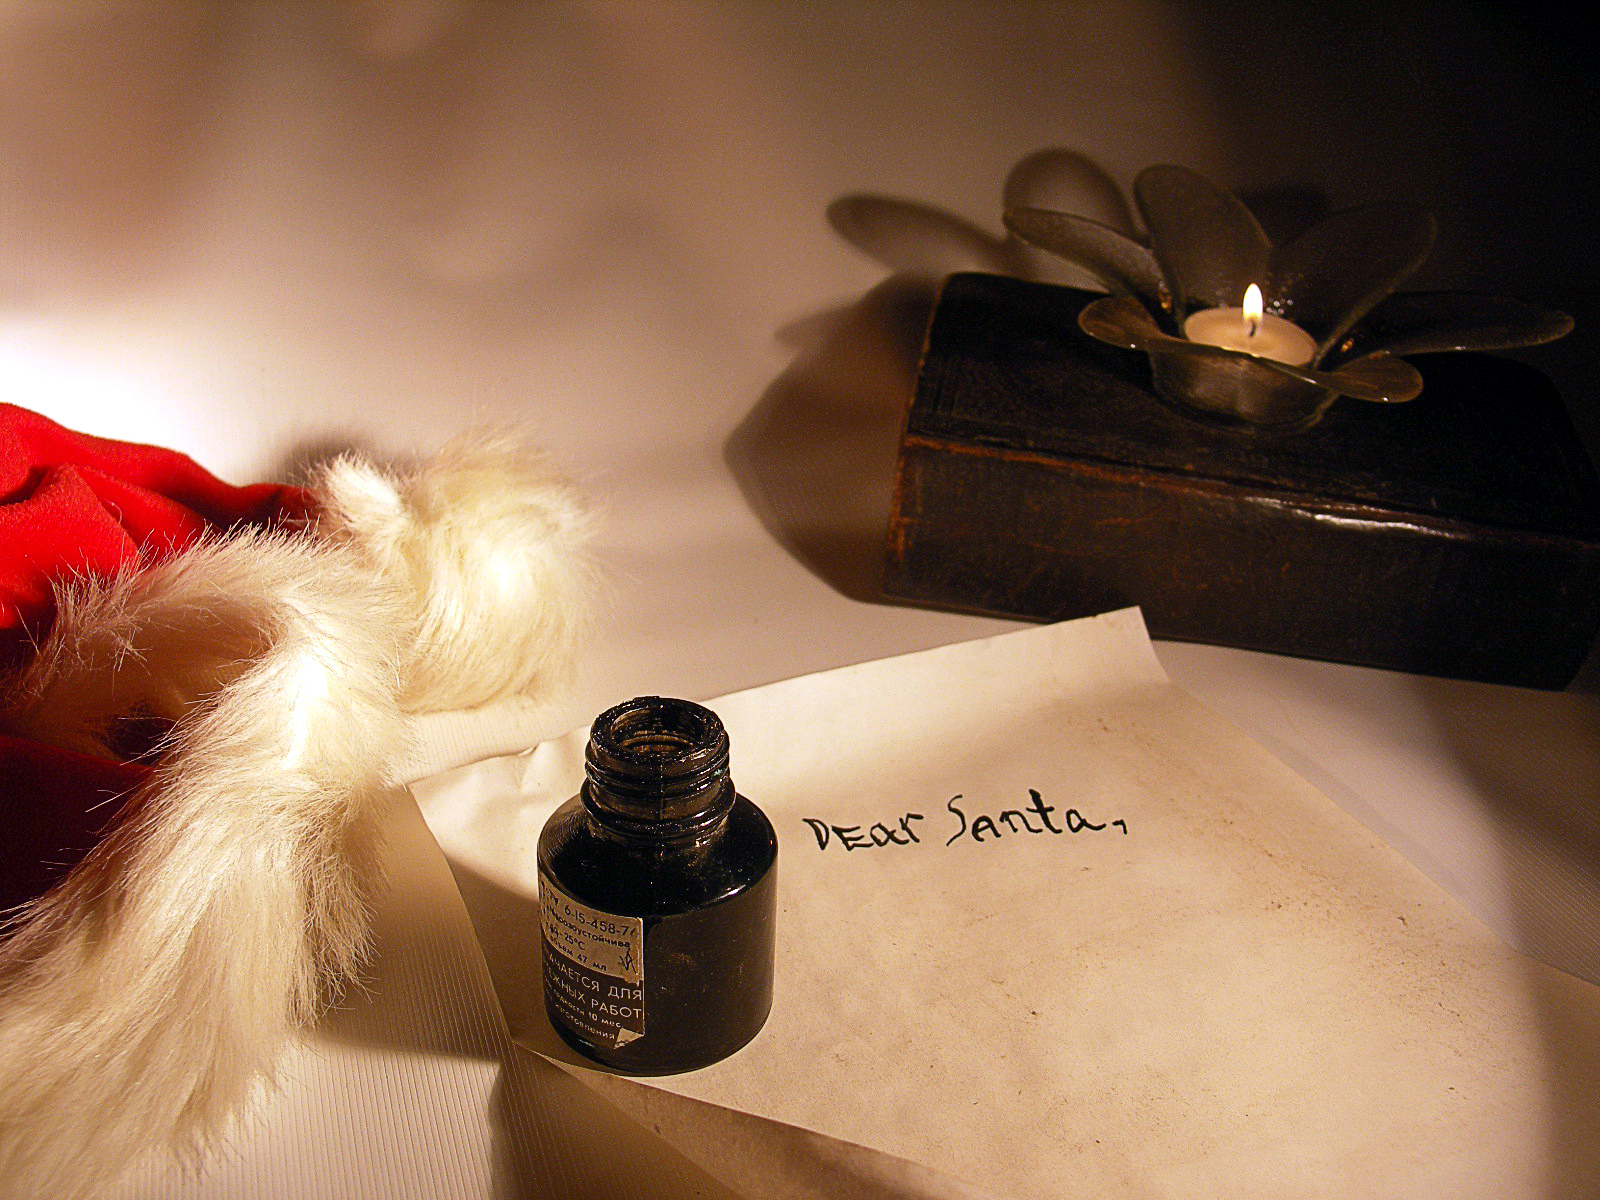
left=0, top=534, right=408, bottom=1199
left=316, top=431, right=593, bottom=713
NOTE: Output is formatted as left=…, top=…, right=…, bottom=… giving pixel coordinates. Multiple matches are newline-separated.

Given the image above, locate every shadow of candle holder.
left=726, top=276, right=937, bottom=602
left=729, top=150, right=1139, bottom=599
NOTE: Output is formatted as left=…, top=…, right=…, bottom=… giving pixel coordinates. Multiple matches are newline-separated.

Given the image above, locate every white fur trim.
left=0, top=433, right=591, bottom=1197
left=317, top=430, right=594, bottom=713
left=0, top=535, right=406, bottom=1198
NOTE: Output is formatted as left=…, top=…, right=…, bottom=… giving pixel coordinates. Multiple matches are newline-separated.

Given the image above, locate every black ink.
left=802, top=810, right=928, bottom=851
left=946, top=789, right=1127, bottom=846
left=999, top=808, right=1041, bottom=834
left=834, top=824, right=871, bottom=851
left=944, top=795, right=968, bottom=846
left=1026, top=789, right=1063, bottom=834
left=870, top=821, right=917, bottom=847
left=815, top=794, right=1125, bottom=852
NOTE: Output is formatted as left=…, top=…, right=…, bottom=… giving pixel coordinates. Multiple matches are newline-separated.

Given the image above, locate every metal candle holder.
left=1005, top=165, right=1572, bottom=429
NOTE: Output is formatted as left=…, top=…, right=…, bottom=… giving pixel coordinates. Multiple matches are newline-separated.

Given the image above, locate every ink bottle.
left=537, top=696, right=777, bottom=1074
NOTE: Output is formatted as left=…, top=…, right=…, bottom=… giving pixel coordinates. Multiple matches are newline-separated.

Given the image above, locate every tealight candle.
left=1182, top=283, right=1317, bottom=366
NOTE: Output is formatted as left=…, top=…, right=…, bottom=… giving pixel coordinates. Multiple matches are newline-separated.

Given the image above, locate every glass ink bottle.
left=537, top=696, right=777, bottom=1074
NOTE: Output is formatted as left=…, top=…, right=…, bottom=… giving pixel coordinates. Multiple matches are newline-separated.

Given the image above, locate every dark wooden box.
left=884, top=273, right=1600, bottom=689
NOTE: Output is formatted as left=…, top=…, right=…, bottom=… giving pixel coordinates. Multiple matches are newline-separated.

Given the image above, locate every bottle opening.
left=584, top=697, right=733, bottom=828
left=605, top=700, right=720, bottom=764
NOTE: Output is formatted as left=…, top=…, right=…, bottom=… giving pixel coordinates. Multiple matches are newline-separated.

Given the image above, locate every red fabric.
left=1, top=403, right=315, bottom=642
left=1, top=404, right=317, bottom=909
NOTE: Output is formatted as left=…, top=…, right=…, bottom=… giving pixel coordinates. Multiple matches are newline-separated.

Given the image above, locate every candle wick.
left=1247, top=316, right=1259, bottom=338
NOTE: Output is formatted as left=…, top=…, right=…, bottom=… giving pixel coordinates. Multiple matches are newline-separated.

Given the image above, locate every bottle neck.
left=582, top=696, right=736, bottom=841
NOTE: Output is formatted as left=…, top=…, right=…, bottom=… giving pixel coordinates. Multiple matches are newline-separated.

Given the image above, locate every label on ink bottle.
left=539, top=872, right=646, bottom=1047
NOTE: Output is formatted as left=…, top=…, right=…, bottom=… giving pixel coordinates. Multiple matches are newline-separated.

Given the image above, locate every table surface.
left=4, top=4, right=1597, bottom=1197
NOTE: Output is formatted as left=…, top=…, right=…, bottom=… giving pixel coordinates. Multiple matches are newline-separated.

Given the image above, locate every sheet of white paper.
left=415, top=611, right=1600, bottom=1200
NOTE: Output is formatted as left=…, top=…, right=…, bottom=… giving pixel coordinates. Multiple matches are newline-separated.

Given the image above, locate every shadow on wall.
left=724, top=275, right=934, bottom=603
left=1175, top=0, right=1600, bottom=457
left=0, top=4, right=230, bottom=306
left=725, top=150, right=1132, bottom=603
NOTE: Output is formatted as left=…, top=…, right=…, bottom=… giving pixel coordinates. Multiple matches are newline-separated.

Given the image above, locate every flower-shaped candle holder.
left=1004, top=165, right=1572, bottom=429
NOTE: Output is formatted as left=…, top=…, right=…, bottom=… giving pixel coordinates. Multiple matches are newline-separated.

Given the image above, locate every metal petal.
left=1269, top=203, right=1436, bottom=355
left=1133, top=165, right=1270, bottom=311
left=1002, top=207, right=1168, bottom=317
left=1341, top=291, right=1575, bottom=360
left=1315, top=351, right=1426, bottom=404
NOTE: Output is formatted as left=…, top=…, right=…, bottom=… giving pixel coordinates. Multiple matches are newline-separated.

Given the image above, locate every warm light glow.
left=1242, top=284, right=1264, bottom=337
left=0, top=326, right=186, bottom=452
left=1181, top=288, right=1317, bottom=367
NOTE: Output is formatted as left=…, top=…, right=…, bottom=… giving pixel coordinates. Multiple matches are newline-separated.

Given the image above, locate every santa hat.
left=0, top=405, right=590, bottom=1198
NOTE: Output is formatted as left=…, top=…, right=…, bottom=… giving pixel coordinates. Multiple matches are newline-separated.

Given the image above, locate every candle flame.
left=1242, top=284, right=1263, bottom=337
